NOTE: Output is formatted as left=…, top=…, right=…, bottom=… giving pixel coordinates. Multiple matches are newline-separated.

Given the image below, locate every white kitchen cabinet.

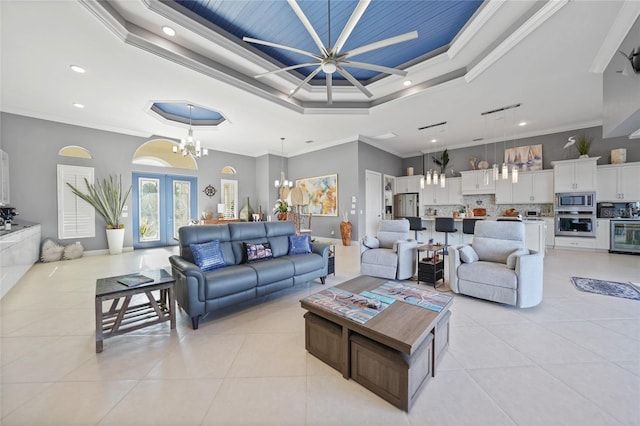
left=524, top=220, right=546, bottom=256
left=554, top=236, right=596, bottom=249
left=544, top=218, right=555, bottom=247
left=551, top=158, right=599, bottom=193
left=0, top=149, right=9, bottom=206
left=1, top=224, right=41, bottom=299
left=512, top=170, right=554, bottom=204
left=596, top=219, right=610, bottom=250
left=596, top=163, right=640, bottom=202
left=494, top=177, right=512, bottom=204
left=422, top=177, right=461, bottom=206
left=395, top=175, right=422, bottom=194
left=461, top=170, right=495, bottom=195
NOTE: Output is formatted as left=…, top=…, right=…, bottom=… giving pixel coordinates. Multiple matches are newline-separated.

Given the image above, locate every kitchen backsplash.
left=423, top=194, right=553, bottom=218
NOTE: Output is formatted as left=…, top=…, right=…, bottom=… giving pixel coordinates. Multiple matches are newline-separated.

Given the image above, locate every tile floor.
left=1, top=243, right=639, bottom=425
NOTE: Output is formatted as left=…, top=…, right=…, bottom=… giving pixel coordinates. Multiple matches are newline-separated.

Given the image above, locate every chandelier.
left=172, top=105, right=208, bottom=159
left=274, top=137, right=293, bottom=189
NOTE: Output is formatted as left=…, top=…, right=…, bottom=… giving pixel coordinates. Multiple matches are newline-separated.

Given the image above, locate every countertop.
left=419, top=216, right=549, bottom=223
left=0, top=220, right=40, bottom=238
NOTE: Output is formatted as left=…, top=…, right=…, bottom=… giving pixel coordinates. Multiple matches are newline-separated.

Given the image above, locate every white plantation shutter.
left=57, top=164, right=95, bottom=239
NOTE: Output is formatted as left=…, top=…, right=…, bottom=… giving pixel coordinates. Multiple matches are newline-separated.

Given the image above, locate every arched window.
left=132, top=139, right=197, bottom=170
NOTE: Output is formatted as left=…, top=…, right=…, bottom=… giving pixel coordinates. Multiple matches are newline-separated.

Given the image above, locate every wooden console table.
left=95, top=269, right=175, bottom=353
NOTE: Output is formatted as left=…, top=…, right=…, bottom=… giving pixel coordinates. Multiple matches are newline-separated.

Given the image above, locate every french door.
left=132, top=173, right=197, bottom=249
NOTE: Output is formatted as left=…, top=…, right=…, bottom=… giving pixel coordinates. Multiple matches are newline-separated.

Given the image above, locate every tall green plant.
left=575, top=134, right=593, bottom=156
left=67, top=175, right=131, bottom=229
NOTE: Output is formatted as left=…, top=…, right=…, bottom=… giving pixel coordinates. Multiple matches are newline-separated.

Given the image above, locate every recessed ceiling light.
left=519, top=121, right=527, bottom=126
left=431, top=139, right=437, bottom=143
left=70, top=65, right=86, bottom=73
left=305, top=140, right=314, bottom=144
left=403, top=80, right=412, bottom=87
left=289, top=89, right=295, bottom=94
left=162, top=26, right=176, bottom=36
left=73, top=103, right=85, bottom=109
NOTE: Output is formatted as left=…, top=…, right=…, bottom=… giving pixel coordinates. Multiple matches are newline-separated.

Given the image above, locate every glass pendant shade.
left=483, top=169, right=490, bottom=186
left=426, top=171, right=432, bottom=185
left=440, top=173, right=446, bottom=188
left=492, top=164, right=499, bottom=181
left=420, top=176, right=425, bottom=189
left=501, top=163, right=509, bottom=179
left=433, top=172, right=438, bottom=185
left=512, top=165, right=519, bottom=183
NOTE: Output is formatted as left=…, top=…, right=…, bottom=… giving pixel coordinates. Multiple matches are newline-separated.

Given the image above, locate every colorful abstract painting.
left=504, top=144, right=543, bottom=172
left=296, top=174, right=338, bottom=216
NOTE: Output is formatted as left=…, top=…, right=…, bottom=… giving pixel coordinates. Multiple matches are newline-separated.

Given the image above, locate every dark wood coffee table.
left=300, top=275, right=453, bottom=411
left=95, top=269, right=175, bottom=353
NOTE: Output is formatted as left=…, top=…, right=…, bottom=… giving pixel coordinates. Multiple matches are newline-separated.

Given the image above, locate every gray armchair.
left=448, top=220, right=543, bottom=308
left=360, top=219, right=418, bottom=280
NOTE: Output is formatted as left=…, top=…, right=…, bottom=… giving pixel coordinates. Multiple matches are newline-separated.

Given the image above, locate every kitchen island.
left=1, top=221, right=41, bottom=298
left=415, top=216, right=547, bottom=255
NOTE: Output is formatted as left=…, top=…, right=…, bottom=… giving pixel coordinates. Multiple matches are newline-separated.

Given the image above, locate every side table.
left=417, top=244, right=445, bottom=289
left=95, top=269, right=176, bottom=353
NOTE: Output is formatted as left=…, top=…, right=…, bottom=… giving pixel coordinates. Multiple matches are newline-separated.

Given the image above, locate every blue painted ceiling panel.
left=174, top=0, right=483, bottom=81
left=153, top=102, right=223, bottom=121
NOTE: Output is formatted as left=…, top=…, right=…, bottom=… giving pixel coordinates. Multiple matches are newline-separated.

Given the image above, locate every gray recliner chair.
left=360, top=219, right=418, bottom=280
left=448, top=220, right=543, bottom=308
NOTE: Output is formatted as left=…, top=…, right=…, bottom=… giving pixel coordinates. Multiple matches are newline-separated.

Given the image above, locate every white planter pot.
left=106, top=228, right=125, bottom=255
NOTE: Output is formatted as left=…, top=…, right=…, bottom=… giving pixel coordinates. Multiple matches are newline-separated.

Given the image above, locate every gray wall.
left=288, top=141, right=359, bottom=239
left=0, top=112, right=258, bottom=250
left=402, top=125, right=640, bottom=177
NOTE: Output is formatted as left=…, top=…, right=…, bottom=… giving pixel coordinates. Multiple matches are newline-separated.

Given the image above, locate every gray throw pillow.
left=506, top=248, right=530, bottom=269
left=362, top=235, right=380, bottom=249
left=459, top=245, right=479, bottom=264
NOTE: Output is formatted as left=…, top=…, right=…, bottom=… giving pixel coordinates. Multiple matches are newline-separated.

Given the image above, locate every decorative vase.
left=239, top=197, right=254, bottom=221
left=340, top=221, right=352, bottom=246
left=278, top=212, right=288, bottom=221
left=106, top=228, right=125, bottom=255
left=579, top=154, right=589, bottom=159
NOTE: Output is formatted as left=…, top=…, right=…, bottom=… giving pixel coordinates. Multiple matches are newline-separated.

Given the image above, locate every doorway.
left=365, top=170, right=383, bottom=237
left=132, top=173, right=197, bottom=249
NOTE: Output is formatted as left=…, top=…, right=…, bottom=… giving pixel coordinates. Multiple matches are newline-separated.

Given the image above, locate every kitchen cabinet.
left=461, top=170, right=495, bottom=195
left=524, top=220, right=546, bottom=256
left=554, top=236, right=596, bottom=249
left=512, top=170, right=554, bottom=204
left=0, top=149, right=9, bottom=206
left=1, top=224, right=41, bottom=299
left=544, top=218, right=555, bottom=248
left=422, top=177, right=462, bottom=206
left=596, top=219, right=610, bottom=250
left=596, top=163, right=640, bottom=202
left=551, top=157, right=599, bottom=193
left=395, top=175, right=422, bottom=194
left=494, top=177, right=512, bottom=204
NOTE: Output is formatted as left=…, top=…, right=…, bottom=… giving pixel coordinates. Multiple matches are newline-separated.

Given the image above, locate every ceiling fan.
left=243, top=0, right=418, bottom=104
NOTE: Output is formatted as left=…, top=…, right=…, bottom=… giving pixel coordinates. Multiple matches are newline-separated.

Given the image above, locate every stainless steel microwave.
left=555, top=192, right=595, bottom=211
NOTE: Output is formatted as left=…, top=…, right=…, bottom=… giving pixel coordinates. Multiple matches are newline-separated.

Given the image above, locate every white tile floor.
left=1, top=244, right=639, bottom=425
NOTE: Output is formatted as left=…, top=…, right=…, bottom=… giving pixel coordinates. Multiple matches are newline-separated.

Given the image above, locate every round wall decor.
left=203, top=184, right=216, bottom=197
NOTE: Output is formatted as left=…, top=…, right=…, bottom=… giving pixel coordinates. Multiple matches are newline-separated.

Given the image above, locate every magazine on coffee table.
left=303, top=287, right=392, bottom=324
left=371, top=281, right=452, bottom=312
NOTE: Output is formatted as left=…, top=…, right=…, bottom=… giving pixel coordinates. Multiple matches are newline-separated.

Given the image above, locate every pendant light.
left=511, top=108, right=519, bottom=183
left=173, top=105, right=209, bottom=159
left=420, top=152, right=425, bottom=189
left=274, top=137, right=293, bottom=189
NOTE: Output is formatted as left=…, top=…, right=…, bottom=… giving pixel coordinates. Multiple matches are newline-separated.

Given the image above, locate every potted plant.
left=576, top=134, right=593, bottom=158
left=67, top=174, right=131, bottom=254
left=458, top=206, right=466, bottom=218
left=273, top=199, right=289, bottom=221
left=432, top=149, right=450, bottom=174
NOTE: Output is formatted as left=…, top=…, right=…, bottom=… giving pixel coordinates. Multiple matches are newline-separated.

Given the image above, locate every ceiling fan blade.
left=255, top=62, right=319, bottom=78
left=288, top=65, right=323, bottom=98
left=333, top=0, right=371, bottom=54
left=243, top=37, right=319, bottom=60
left=326, top=73, right=333, bottom=104
left=287, top=0, right=328, bottom=56
left=336, top=66, right=373, bottom=98
left=344, top=30, right=418, bottom=59
left=341, top=61, right=408, bottom=77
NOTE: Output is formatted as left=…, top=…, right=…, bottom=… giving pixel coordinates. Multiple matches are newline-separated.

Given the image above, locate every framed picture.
left=295, top=174, right=338, bottom=217
left=505, top=144, right=543, bottom=172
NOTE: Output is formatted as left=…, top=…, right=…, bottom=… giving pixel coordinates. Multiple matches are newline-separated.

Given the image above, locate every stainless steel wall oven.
left=555, top=192, right=596, bottom=237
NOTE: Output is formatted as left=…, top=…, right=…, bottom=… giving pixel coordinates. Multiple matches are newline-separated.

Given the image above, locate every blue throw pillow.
left=288, top=235, right=312, bottom=255
left=190, top=240, right=225, bottom=272
left=243, top=242, right=273, bottom=263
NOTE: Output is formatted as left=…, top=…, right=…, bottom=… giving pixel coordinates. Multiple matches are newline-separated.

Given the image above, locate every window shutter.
left=57, top=164, right=96, bottom=239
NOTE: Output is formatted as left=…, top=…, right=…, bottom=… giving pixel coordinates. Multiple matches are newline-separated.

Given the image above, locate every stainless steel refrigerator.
left=394, top=193, right=419, bottom=218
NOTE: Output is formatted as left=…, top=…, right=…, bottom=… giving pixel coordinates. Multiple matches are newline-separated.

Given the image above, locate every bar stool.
left=462, top=218, right=483, bottom=235
left=435, top=217, right=457, bottom=255
left=407, top=217, right=426, bottom=242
